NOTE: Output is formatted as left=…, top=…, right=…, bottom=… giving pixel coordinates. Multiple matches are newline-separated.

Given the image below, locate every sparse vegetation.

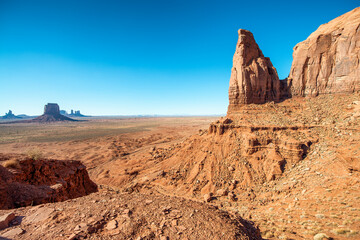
left=26, top=148, right=43, bottom=160
left=331, top=228, right=350, bottom=235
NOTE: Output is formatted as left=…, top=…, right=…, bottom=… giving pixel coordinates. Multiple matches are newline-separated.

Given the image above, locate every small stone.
left=216, top=189, right=228, bottom=196
left=68, top=233, right=78, bottom=240
left=178, top=226, right=186, bottom=231
left=74, top=222, right=87, bottom=232
left=228, top=192, right=236, bottom=201
left=123, top=209, right=132, bottom=216
left=2, top=227, right=25, bottom=238
left=228, top=166, right=235, bottom=171
left=106, top=220, right=118, bottom=230
left=23, top=207, right=54, bottom=224
left=313, top=233, right=330, bottom=240
left=204, top=194, right=212, bottom=202
left=0, top=212, right=15, bottom=230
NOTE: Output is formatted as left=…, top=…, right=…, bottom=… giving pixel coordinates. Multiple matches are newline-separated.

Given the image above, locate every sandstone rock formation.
left=33, top=103, right=76, bottom=122
left=289, top=7, right=360, bottom=96
left=31, top=103, right=77, bottom=122
left=228, top=29, right=285, bottom=113
left=44, top=103, right=60, bottom=115
left=1, top=110, right=20, bottom=119
left=70, top=110, right=86, bottom=117
left=0, top=154, right=97, bottom=209
left=0, top=104, right=78, bottom=124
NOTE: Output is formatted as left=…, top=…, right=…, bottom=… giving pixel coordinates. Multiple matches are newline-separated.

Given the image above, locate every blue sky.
left=0, top=0, right=358, bottom=115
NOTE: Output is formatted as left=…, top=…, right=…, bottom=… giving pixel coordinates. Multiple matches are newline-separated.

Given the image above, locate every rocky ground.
left=0, top=187, right=261, bottom=240
left=108, top=93, right=360, bottom=240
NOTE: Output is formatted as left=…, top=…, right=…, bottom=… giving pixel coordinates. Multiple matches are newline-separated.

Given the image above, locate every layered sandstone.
left=289, top=7, right=360, bottom=96
left=228, top=29, right=284, bottom=113
left=0, top=154, right=97, bottom=209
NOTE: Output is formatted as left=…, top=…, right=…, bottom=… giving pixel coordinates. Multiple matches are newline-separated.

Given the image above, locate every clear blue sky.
left=0, top=0, right=358, bottom=115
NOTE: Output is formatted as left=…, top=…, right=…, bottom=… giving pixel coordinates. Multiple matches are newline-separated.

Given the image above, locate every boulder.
left=0, top=212, right=15, bottom=230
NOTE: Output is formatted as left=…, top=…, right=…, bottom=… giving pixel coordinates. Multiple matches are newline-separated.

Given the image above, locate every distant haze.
left=0, top=0, right=358, bottom=115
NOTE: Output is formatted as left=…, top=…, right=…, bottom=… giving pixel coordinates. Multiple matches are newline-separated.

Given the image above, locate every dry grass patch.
left=2, top=159, right=20, bottom=169
left=26, top=148, right=43, bottom=160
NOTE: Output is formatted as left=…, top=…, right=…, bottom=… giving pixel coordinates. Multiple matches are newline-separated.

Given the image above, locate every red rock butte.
left=33, top=103, right=77, bottom=122
left=228, top=7, right=360, bottom=113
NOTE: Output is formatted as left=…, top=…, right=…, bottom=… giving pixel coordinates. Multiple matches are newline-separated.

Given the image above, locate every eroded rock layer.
left=228, top=30, right=283, bottom=113
left=0, top=154, right=98, bottom=209
left=289, top=7, right=360, bottom=96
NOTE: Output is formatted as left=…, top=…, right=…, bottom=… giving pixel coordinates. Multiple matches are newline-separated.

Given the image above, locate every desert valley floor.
left=1, top=93, right=360, bottom=240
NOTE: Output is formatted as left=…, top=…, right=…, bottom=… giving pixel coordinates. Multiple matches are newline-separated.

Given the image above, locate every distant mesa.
left=1, top=110, right=21, bottom=119
left=70, top=110, right=86, bottom=117
left=59, top=110, right=67, bottom=115
left=16, top=114, right=31, bottom=118
left=60, top=109, right=87, bottom=117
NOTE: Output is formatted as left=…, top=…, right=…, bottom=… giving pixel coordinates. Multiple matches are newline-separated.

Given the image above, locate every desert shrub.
left=2, top=159, right=21, bottom=169
left=26, top=148, right=43, bottom=160
left=331, top=229, right=350, bottom=235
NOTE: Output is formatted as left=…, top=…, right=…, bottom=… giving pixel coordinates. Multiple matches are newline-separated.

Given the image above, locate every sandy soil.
left=0, top=117, right=218, bottom=185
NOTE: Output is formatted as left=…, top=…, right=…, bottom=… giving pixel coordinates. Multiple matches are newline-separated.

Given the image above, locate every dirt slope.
left=104, top=93, right=360, bottom=240
left=0, top=188, right=261, bottom=240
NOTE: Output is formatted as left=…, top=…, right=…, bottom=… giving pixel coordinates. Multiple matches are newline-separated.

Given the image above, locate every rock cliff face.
left=0, top=154, right=98, bottom=209
left=227, top=30, right=284, bottom=113
left=44, top=103, right=60, bottom=115
left=289, top=7, right=360, bottom=96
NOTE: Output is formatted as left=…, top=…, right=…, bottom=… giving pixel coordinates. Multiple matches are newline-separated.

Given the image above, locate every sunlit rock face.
left=227, top=29, right=283, bottom=113
left=288, top=7, right=360, bottom=97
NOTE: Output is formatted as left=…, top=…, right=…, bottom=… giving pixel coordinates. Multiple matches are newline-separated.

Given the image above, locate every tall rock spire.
left=228, top=29, right=282, bottom=113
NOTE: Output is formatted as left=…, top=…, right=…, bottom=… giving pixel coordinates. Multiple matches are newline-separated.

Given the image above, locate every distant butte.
left=33, top=103, right=77, bottom=122
left=0, top=103, right=78, bottom=124
left=1, top=110, right=21, bottom=119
